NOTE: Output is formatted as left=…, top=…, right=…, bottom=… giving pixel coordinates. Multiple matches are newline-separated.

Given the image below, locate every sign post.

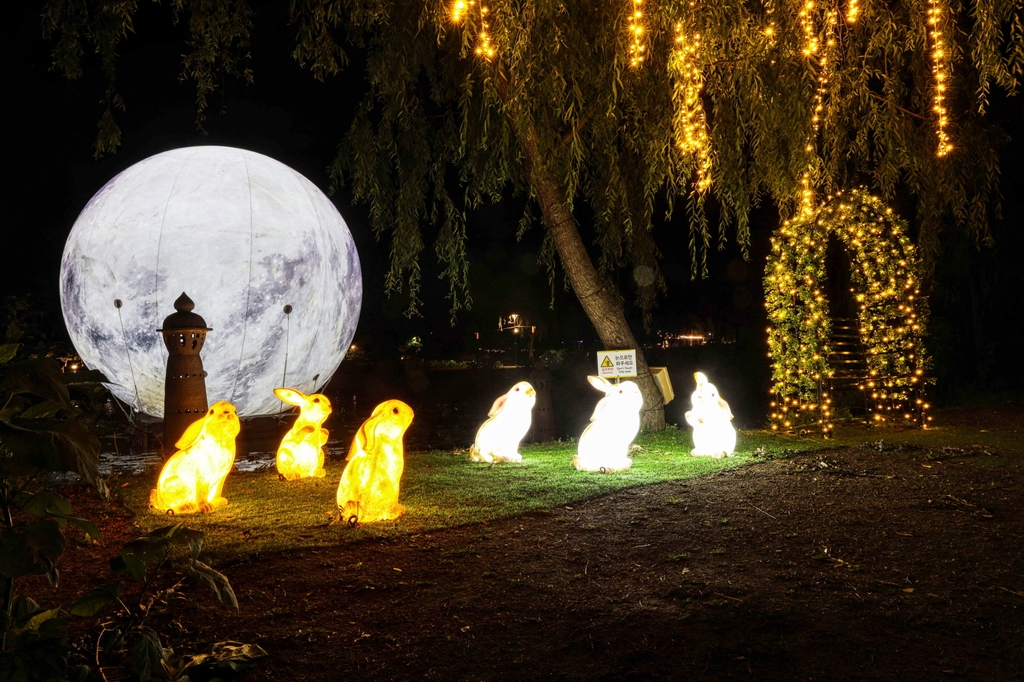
left=596, top=349, right=637, bottom=380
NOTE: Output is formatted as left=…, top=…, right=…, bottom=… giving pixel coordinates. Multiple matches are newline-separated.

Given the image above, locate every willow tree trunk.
left=518, top=120, right=666, bottom=431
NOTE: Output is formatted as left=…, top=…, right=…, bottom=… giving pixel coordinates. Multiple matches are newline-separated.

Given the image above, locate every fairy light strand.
left=628, top=0, right=646, bottom=67
left=475, top=3, right=494, bottom=59
left=451, top=0, right=494, bottom=60
left=800, top=10, right=837, bottom=218
left=670, top=21, right=713, bottom=192
left=800, top=0, right=819, bottom=56
left=927, top=0, right=953, bottom=156
left=764, top=0, right=777, bottom=43
left=452, top=0, right=469, bottom=23
left=847, top=0, right=859, bottom=23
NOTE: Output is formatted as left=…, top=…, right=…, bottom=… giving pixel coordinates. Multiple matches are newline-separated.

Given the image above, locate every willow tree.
left=43, top=0, right=1023, bottom=430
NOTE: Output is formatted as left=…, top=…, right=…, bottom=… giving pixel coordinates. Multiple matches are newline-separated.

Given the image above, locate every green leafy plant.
left=76, top=523, right=247, bottom=682
left=0, top=314, right=254, bottom=681
left=0, top=322, right=108, bottom=667
left=0, top=314, right=107, bottom=679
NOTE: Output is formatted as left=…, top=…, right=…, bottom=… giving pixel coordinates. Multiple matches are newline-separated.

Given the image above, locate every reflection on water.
left=98, top=346, right=769, bottom=476
left=100, top=364, right=514, bottom=475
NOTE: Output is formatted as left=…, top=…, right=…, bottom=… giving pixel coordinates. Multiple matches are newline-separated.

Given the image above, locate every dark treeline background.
left=3, top=2, right=1022, bottom=425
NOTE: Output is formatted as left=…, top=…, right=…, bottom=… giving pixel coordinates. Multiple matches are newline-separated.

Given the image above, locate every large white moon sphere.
left=60, top=146, right=362, bottom=418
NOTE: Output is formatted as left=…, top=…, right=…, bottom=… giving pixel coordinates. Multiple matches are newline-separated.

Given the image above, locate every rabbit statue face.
left=684, top=371, right=736, bottom=458
left=469, top=381, right=536, bottom=464
left=150, top=401, right=240, bottom=514
left=573, top=376, right=643, bottom=473
left=274, top=387, right=333, bottom=480
left=336, top=400, right=414, bottom=524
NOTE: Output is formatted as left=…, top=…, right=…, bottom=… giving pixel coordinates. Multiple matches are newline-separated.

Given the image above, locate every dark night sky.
left=3, top=3, right=1022, bottom=396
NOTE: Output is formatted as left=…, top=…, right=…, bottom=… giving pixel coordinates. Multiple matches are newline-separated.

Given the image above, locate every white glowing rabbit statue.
left=573, top=376, right=644, bottom=473
left=274, top=388, right=332, bottom=480
left=685, top=371, right=736, bottom=458
left=469, top=381, right=536, bottom=463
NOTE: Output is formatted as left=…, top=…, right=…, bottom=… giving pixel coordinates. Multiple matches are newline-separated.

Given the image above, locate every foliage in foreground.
left=0, top=329, right=252, bottom=681
left=2, top=518, right=251, bottom=682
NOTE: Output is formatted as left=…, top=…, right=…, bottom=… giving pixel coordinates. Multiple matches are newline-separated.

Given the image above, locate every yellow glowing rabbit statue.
left=151, top=401, right=240, bottom=514
left=336, top=400, right=414, bottom=524
left=274, top=388, right=332, bottom=480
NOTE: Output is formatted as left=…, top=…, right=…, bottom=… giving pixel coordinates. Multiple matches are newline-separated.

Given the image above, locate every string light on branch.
left=800, top=170, right=814, bottom=217
left=811, top=11, right=837, bottom=134
left=847, top=0, right=859, bottom=23
left=801, top=11, right=836, bottom=220
left=451, top=0, right=469, bottom=23
left=670, top=21, right=713, bottom=192
left=799, top=0, right=819, bottom=56
left=450, top=0, right=494, bottom=60
left=764, top=0, right=777, bottom=44
left=927, top=0, right=953, bottom=156
left=628, top=0, right=646, bottom=67
left=475, top=3, right=494, bottom=59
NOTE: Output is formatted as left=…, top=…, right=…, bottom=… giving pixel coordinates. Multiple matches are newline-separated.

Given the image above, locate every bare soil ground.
left=42, top=413, right=1024, bottom=681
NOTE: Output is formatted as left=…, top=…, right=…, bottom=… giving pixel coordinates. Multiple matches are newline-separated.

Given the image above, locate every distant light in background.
left=633, top=264, right=656, bottom=287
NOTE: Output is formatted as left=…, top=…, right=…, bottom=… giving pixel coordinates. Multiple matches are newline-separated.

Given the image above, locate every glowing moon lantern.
left=469, top=381, right=536, bottom=463
left=337, top=400, right=414, bottom=524
left=573, top=376, right=643, bottom=473
left=150, top=401, right=240, bottom=514
left=275, top=388, right=331, bottom=480
left=685, top=372, right=736, bottom=458
left=59, top=146, right=362, bottom=417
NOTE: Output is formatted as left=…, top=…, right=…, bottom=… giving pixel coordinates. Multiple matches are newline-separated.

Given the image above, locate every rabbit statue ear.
left=362, top=406, right=387, bottom=453
left=275, top=388, right=306, bottom=406
left=174, top=409, right=212, bottom=450
left=590, top=397, right=611, bottom=423
left=488, top=394, right=508, bottom=418
left=718, top=397, right=734, bottom=420
left=588, top=375, right=613, bottom=392
left=348, top=417, right=376, bottom=461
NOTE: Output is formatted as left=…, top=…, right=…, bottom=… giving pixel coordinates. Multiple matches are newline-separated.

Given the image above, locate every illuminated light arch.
left=764, top=188, right=932, bottom=434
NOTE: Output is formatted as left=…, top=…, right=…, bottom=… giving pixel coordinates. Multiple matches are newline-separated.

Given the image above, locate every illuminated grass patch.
left=114, top=422, right=1023, bottom=563
left=117, top=429, right=809, bottom=561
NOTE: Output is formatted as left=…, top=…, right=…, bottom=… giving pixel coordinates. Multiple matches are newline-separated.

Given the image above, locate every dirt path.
left=94, top=445, right=1014, bottom=681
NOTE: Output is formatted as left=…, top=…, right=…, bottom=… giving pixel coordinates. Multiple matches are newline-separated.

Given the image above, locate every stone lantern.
left=159, top=292, right=212, bottom=456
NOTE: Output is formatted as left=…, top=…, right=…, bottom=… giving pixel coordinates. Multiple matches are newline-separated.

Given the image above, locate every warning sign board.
left=596, top=350, right=637, bottom=379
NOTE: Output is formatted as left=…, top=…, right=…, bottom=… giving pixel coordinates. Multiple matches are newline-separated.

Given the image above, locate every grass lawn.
left=115, top=420, right=1022, bottom=564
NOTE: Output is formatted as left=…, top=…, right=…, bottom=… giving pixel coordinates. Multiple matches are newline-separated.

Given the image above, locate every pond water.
left=99, top=343, right=770, bottom=475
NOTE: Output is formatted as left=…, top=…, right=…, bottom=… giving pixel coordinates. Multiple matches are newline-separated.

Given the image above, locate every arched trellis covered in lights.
left=765, top=188, right=932, bottom=435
